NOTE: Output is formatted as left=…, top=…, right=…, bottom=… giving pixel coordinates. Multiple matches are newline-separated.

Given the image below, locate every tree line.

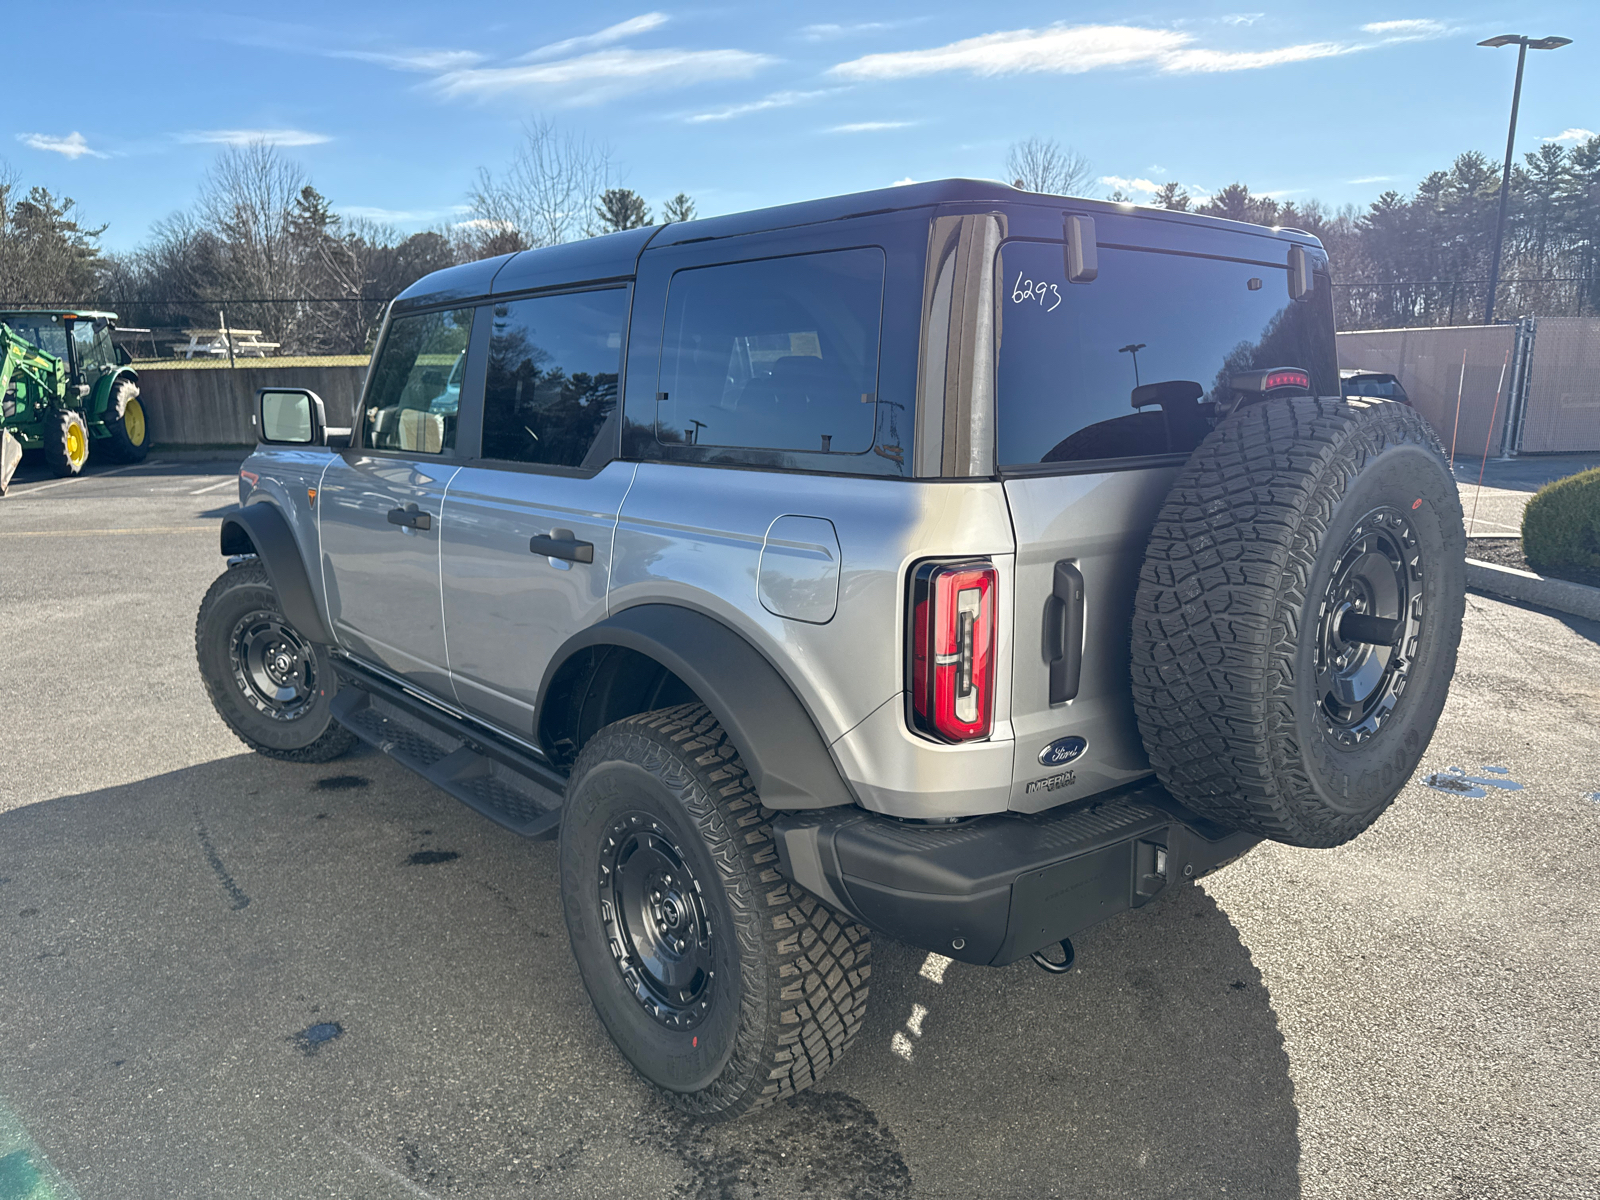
left=3, top=125, right=1597, bottom=357
left=1011, top=133, right=1600, bottom=331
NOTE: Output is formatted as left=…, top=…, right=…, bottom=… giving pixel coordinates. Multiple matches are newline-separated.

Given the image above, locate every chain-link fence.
left=80, top=297, right=396, bottom=363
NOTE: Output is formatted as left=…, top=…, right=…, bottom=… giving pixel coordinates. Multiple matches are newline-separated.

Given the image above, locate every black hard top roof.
left=393, top=178, right=1323, bottom=311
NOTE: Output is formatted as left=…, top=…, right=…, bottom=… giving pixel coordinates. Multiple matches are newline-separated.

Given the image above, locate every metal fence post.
left=1499, top=315, right=1537, bottom=458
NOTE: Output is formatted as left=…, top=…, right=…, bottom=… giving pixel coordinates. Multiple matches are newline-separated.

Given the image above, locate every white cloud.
left=330, top=47, right=483, bottom=71
left=1362, top=19, right=1445, bottom=37
left=433, top=47, right=771, bottom=105
left=828, top=120, right=914, bottom=133
left=522, top=13, right=669, bottom=61
left=179, top=128, right=333, bottom=146
left=1543, top=128, right=1596, bottom=144
left=891, top=177, right=918, bottom=186
left=1348, top=174, right=1395, bottom=184
left=1219, top=13, right=1265, bottom=25
left=1101, top=174, right=1160, bottom=194
left=17, top=131, right=107, bottom=159
left=338, top=204, right=472, bottom=222
left=453, top=217, right=517, bottom=231
left=686, top=88, right=834, bottom=123
left=1162, top=41, right=1349, bottom=72
left=831, top=21, right=1426, bottom=81
left=831, top=24, right=1191, bottom=80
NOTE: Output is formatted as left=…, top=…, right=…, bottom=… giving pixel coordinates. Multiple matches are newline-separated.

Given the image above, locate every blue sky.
left=6, top=2, right=1595, bottom=252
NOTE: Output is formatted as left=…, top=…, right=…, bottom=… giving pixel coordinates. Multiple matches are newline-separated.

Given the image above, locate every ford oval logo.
left=1039, top=736, right=1088, bottom=767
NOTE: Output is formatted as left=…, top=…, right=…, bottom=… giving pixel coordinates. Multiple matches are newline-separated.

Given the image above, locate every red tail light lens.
left=908, top=560, right=997, bottom=743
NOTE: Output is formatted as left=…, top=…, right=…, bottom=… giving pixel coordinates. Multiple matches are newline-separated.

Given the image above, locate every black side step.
left=329, top=678, right=566, bottom=839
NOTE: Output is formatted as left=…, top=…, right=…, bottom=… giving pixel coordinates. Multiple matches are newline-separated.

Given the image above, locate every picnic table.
left=169, top=327, right=280, bottom=359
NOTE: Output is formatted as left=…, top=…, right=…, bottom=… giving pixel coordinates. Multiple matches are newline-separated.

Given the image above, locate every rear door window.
left=996, top=241, right=1337, bottom=468
left=481, top=288, right=627, bottom=469
left=654, top=248, right=884, bottom=455
left=362, top=307, right=474, bottom=455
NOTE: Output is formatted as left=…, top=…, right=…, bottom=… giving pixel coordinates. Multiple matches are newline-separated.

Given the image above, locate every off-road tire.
left=1132, top=396, right=1465, bottom=848
left=560, top=703, right=872, bottom=1121
left=43, top=409, right=89, bottom=477
left=100, top=378, right=150, bottom=462
left=195, top=559, right=356, bottom=762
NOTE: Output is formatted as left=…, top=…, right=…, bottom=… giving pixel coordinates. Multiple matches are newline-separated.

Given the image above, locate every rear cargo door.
left=996, top=234, right=1335, bottom=811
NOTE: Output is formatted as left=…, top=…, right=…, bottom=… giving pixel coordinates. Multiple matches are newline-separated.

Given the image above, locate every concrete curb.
left=1466, top=558, right=1600, bottom=622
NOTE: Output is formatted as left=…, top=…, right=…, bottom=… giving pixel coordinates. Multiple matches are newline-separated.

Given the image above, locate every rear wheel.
left=560, top=704, right=872, bottom=1120
left=100, top=378, right=150, bottom=462
left=195, top=559, right=356, bottom=761
left=43, top=409, right=89, bottom=477
left=1132, top=396, right=1465, bottom=848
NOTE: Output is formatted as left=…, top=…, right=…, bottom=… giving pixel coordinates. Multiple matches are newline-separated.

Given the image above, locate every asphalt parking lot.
left=2, top=456, right=1598, bottom=1200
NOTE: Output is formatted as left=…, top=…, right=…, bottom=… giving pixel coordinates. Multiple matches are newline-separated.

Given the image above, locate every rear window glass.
left=654, top=249, right=884, bottom=455
left=363, top=307, right=473, bottom=455
left=996, top=242, right=1338, bottom=467
left=481, top=288, right=627, bottom=469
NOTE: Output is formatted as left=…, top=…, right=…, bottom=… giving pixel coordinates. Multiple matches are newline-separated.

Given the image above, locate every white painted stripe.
left=6, top=459, right=165, bottom=495
left=190, top=477, right=239, bottom=495
left=919, top=952, right=952, bottom=983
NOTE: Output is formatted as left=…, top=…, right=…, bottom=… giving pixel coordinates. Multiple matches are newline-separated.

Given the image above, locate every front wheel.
left=560, top=704, right=872, bottom=1120
left=44, top=409, right=89, bottom=477
left=195, top=559, right=356, bottom=761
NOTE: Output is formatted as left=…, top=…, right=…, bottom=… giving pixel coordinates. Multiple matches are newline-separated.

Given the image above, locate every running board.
left=329, top=681, right=565, bottom=839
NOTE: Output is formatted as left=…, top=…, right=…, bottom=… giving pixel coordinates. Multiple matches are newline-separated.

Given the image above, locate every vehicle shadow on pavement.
left=0, top=752, right=1299, bottom=1200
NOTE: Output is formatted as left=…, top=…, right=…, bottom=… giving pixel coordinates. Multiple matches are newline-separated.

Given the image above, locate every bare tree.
left=1005, top=137, right=1093, bottom=197
left=468, top=118, right=612, bottom=250
left=194, top=142, right=307, bottom=343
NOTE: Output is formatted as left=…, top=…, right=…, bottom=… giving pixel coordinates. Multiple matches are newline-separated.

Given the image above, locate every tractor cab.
left=0, top=310, right=128, bottom=395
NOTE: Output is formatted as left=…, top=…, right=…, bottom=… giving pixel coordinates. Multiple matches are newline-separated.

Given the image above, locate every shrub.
left=1522, top=466, right=1600, bottom=576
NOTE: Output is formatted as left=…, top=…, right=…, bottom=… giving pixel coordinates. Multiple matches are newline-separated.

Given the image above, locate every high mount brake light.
left=908, top=560, right=997, bottom=743
left=1263, top=369, right=1311, bottom=391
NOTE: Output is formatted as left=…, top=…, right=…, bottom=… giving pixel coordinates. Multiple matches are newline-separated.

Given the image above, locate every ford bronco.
left=196, top=180, right=1465, bottom=1118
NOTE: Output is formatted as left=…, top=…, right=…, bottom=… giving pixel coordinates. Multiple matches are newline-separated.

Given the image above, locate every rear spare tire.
left=1132, top=396, right=1465, bottom=848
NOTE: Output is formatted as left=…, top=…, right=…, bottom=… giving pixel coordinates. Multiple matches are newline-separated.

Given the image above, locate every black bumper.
left=770, top=781, right=1258, bottom=967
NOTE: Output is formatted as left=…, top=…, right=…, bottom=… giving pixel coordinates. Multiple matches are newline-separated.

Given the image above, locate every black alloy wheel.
left=1314, top=508, right=1425, bottom=746
left=230, top=610, right=320, bottom=722
left=600, top=814, right=716, bottom=1030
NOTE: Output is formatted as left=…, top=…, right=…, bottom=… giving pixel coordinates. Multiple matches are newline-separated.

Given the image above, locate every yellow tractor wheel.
left=45, top=409, right=90, bottom=478
left=102, top=378, right=150, bottom=463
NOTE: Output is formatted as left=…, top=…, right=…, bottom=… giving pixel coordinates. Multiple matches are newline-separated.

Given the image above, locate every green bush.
left=1522, top=466, right=1600, bottom=575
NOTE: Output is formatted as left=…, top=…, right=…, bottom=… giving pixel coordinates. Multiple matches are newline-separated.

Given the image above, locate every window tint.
left=362, top=307, right=473, bottom=455
left=654, top=249, right=884, bottom=455
left=481, top=288, right=627, bottom=468
left=996, top=242, right=1338, bottom=467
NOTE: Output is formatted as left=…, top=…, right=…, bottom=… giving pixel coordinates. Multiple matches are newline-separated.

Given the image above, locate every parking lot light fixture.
left=1478, top=33, right=1573, bottom=325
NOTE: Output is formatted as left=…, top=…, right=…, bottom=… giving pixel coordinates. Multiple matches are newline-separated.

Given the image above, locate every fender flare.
left=540, top=604, right=857, bottom=810
left=219, top=502, right=335, bottom=645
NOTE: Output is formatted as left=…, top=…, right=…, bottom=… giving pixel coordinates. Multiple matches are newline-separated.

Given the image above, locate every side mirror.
left=257, top=387, right=327, bottom=446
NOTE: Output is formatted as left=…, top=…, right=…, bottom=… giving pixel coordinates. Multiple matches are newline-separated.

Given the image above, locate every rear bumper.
left=771, top=780, right=1258, bottom=966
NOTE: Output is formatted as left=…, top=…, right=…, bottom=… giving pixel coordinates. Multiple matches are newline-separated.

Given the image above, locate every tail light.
left=908, top=560, right=997, bottom=743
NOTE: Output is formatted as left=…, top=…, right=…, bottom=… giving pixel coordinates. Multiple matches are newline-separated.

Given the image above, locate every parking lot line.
left=5, top=460, right=166, bottom=496
left=189, top=478, right=238, bottom=495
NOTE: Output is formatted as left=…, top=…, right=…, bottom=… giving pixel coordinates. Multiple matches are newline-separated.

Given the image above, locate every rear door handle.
left=530, top=530, right=594, bottom=564
left=1045, top=560, right=1085, bottom=704
left=386, top=505, right=432, bottom=531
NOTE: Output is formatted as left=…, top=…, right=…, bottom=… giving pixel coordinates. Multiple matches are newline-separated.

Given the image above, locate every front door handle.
left=530, top=529, right=594, bottom=563
left=1045, top=560, right=1085, bottom=704
left=386, top=505, right=432, bottom=531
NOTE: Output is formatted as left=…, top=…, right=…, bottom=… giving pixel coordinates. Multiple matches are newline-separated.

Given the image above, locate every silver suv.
left=196, top=180, right=1466, bottom=1118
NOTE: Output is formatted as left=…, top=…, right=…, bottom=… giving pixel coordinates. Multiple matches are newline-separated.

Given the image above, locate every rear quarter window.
left=996, top=240, right=1338, bottom=468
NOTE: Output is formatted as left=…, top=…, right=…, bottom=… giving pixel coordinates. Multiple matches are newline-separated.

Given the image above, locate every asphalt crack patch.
left=194, top=812, right=250, bottom=910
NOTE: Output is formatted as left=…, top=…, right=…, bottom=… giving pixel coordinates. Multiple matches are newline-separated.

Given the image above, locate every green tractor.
left=0, top=309, right=148, bottom=494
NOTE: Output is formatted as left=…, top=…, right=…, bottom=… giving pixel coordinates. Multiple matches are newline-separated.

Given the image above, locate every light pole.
left=1478, top=33, right=1572, bottom=325
left=1118, top=342, right=1146, bottom=387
